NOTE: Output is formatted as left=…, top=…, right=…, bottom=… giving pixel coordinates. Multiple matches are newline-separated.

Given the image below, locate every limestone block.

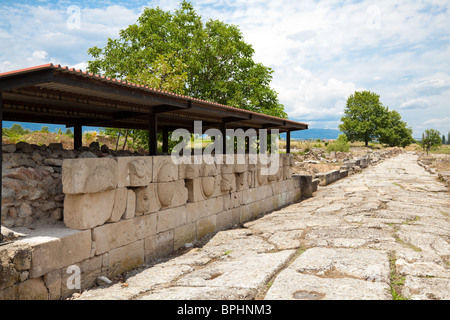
left=3, top=278, right=49, bottom=300
left=62, top=158, right=118, bottom=194
left=316, top=170, right=341, bottom=186
left=44, top=269, right=61, bottom=300
left=220, top=173, right=236, bottom=193
left=92, top=214, right=156, bottom=255
left=340, top=170, right=349, bottom=179
left=242, top=185, right=273, bottom=205
left=28, top=230, right=91, bottom=278
left=124, top=189, right=136, bottom=219
left=216, top=208, right=240, bottom=231
left=223, top=191, right=243, bottom=211
left=157, top=180, right=188, bottom=209
left=61, top=256, right=102, bottom=299
left=200, top=163, right=217, bottom=177
left=153, top=156, right=178, bottom=182
left=197, top=215, right=216, bottom=239
left=283, top=166, right=293, bottom=180
left=235, top=171, right=250, bottom=191
left=117, top=157, right=152, bottom=187
left=108, top=188, right=128, bottom=223
left=186, top=177, right=218, bottom=202
left=156, top=206, right=187, bottom=233
left=60, top=230, right=92, bottom=268
left=179, top=161, right=200, bottom=180
left=135, top=185, right=160, bottom=215
left=174, top=222, right=197, bottom=250
left=106, top=240, right=144, bottom=278
left=64, top=189, right=116, bottom=230
left=186, top=197, right=223, bottom=224
left=144, top=230, right=174, bottom=262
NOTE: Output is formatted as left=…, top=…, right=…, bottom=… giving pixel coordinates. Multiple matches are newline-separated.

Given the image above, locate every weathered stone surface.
left=152, top=156, right=178, bottom=182
left=64, top=190, right=116, bottom=230
left=108, top=188, right=128, bottom=223
left=62, top=158, right=118, bottom=194
left=264, top=270, right=391, bottom=300
left=117, top=157, right=152, bottom=187
left=92, top=214, right=157, bottom=255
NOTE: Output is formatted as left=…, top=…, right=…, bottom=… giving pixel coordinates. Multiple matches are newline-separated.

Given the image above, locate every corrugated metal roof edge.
left=0, top=63, right=309, bottom=128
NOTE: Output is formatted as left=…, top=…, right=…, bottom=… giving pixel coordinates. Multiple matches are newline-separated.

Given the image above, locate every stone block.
left=106, top=240, right=144, bottom=278
left=2, top=278, right=49, bottom=300
left=340, top=170, right=349, bottom=179
left=223, top=191, right=243, bottom=211
left=92, top=214, right=156, bottom=255
left=216, top=208, right=240, bottom=231
left=186, top=177, right=218, bottom=202
left=153, top=156, right=178, bottom=182
left=61, top=256, right=102, bottom=299
left=144, top=230, right=174, bottom=262
left=62, top=158, right=118, bottom=194
left=28, top=229, right=91, bottom=279
left=44, top=269, right=61, bottom=300
left=117, top=157, right=152, bottom=187
left=316, top=170, right=341, bottom=186
left=108, top=188, right=128, bottom=223
left=135, top=185, right=160, bottom=215
left=124, top=189, right=136, bottom=219
left=186, top=197, right=223, bottom=224
left=179, top=161, right=200, bottom=180
left=156, top=180, right=188, bottom=209
left=197, top=215, right=216, bottom=239
left=157, top=206, right=187, bottom=233
left=64, top=189, right=116, bottom=230
left=174, top=222, right=197, bottom=250
left=60, top=230, right=92, bottom=268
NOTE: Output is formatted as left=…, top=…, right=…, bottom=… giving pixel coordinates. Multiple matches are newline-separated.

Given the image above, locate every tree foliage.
left=339, top=91, right=388, bottom=147
left=421, top=129, right=442, bottom=155
left=87, top=0, right=287, bottom=118
left=339, top=91, right=414, bottom=148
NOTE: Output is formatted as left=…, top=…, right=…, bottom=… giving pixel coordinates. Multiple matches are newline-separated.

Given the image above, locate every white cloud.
left=1, top=0, right=449, bottom=135
left=398, top=98, right=431, bottom=110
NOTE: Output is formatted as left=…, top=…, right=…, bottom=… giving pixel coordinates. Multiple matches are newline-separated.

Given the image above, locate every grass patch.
left=388, top=253, right=409, bottom=300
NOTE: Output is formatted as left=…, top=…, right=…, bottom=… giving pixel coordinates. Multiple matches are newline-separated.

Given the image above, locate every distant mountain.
left=282, top=129, right=341, bottom=141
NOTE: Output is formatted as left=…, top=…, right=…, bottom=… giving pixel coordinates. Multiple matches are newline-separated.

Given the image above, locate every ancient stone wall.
left=1, top=153, right=302, bottom=299
left=1, top=141, right=142, bottom=228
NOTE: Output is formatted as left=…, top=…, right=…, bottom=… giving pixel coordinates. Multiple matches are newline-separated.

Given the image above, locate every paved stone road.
left=78, top=153, right=450, bottom=300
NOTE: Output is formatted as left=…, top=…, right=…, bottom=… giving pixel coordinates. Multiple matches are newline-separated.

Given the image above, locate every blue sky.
left=1, top=0, right=449, bottom=138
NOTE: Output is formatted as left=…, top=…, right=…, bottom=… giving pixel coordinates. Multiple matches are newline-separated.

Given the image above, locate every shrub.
left=326, top=134, right=350, bottom=152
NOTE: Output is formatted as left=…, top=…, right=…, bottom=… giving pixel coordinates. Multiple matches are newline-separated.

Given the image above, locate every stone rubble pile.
left=1, top=141, right=143, bottom=228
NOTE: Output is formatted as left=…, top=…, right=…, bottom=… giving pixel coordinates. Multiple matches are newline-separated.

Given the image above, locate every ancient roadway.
left=78, top=152, right=450, bottom=300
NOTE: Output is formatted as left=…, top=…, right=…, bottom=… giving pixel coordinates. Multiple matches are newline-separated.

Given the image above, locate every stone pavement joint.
left=78, top=153, right=450, bottom=300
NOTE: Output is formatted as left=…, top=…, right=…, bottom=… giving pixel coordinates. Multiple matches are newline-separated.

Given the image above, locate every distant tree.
left=422, top=129, right=442, bottom=155
left=443, top=135, right=446, bottom=145
left=448, top=132, right=450, bottom=145
left=378, top=110, right=414, bottom=148
left=40, top=126, right=50, bottom=133
left=339, top=91, right=413, bottom=148
left=339, top=91, right=387, bottom=147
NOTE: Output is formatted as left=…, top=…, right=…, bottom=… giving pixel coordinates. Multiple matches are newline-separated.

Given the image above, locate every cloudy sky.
left=1, top=0, right=449, bottom=137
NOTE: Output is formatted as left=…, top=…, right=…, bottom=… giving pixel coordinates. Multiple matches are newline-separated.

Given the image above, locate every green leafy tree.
left=378, top=110, right=414, bottom=148
left=443, top=135, right=446, bottom=145
left=339, top=91, right=388, bottom=147
left=87, top=0, right=287, bottom=118
left=422, top=129, right=442, bottom=155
